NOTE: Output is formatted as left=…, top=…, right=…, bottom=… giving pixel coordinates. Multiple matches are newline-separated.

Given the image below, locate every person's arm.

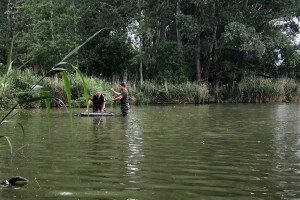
left=86, top=96, right=93, bottom=112
left=113, top=95, right=123, bottom=101
left=111, top=88, right=121, bottom=96
left=101, top=97, right=106, bottom=112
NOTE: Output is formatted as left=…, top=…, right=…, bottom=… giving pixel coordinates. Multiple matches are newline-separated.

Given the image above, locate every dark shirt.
left=120, top=89, right=129, bottom=105
left=91, top=94, right=105, bottom=109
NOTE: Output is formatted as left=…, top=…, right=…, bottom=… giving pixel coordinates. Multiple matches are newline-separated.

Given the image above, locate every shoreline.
left=1, top=101, right=299, bottom=111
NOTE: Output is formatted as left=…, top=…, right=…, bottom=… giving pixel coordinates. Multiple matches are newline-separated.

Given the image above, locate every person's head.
left=95, top=92, right=101, bottom=97
left=119, top=82, right=126, bottom=90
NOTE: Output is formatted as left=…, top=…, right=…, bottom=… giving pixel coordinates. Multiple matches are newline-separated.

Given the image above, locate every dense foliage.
left=0, top=0, right=299, bottom=85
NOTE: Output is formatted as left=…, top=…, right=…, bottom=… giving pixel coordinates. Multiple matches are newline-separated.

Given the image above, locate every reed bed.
left=1, top=70, right=300, bottom=108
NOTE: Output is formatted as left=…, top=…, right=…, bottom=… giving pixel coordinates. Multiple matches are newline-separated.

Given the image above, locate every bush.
left=0, top=93, right=18, bottom=109
left=135, top=92, right=150, bottom=105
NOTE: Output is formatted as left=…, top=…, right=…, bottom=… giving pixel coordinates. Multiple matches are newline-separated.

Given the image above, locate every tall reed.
left=134, top=81, right=210, bottom=104
left=237, top=76, right=300, bottom=103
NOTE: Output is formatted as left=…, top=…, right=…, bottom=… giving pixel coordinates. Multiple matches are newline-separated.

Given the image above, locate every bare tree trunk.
left=162, top=25, right=167, bottom=40
left=71, top=0, right=79, bottom=66
left=112, top=75, right=120, bottom=85
left=49, top=0, right=56, bottom=76
left=6, top=0, right=12, bottom=38
left=156, top=20, right=161, bottom=43
left=195, top=4, right=202, bottom=82
left=50, top=0, right=54, bottom=41
left=6, top=0, right=14, bottom=39
left=138, top=0, right=144, bottom=86
left=123, top=67, right=128, bottom=83
left=33, top=62, right=39, bottom=74
left=196, top=32, right=201, bottom=82
left=204, top=1, right=217, bottom=83
left=160, top=0, right=170, bottom=40
left=139, top=43, right=143, bottom=86
left=204, top=24, right=217, bottom=83
left=6, top=0, right=17, bottom=62
left=175, top=0, right=182, bottom=46
left=71, top=0, right=77, bottom=33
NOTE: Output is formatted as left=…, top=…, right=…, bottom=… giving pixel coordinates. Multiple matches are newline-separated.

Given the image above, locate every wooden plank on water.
left=80, top=112, right=115, bottom=117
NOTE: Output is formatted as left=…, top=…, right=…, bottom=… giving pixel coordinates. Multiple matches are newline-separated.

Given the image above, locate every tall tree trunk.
left=123, top=67, right=128, bottom=83
left=6, top=0, right=15, bottom=39
left=6, top=0, right=17, bottom=62
left=49, top=0, right=56, bottom=77
left=196, top=32, right=201, bottom=82
left=175, top=0, right=182, bottom=46
left=71, top=0, right=77, bottom=33
left=71, top=0, right=79, bottom=66
left=160, top=0, right=169, bottom=41
left=138, top=0, right=144, bottom=86
left=49, top=0, right=54, bottom=41
left=204, top=24, right=217, bottom=83
left=204, top=0, right=217, bottom=83
left=139, top=42, right=143, bottom=86
left=195, top=4, right=202, bottom=82
left=156, top=20, right=161, bottom=44
left=139, top=62, right=143, bottom=85
left=6, top=0, right=12, bottom=38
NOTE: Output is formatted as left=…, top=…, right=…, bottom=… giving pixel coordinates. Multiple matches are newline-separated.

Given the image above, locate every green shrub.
left=0, top=93, right=18, bottom=109
left=135, top=92, right=150, bottom=105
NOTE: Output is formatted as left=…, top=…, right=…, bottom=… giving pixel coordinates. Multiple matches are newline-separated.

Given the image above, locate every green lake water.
left=0, top=104, right=299, bottom=200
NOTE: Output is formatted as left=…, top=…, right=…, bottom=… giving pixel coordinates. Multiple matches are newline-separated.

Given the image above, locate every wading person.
left=111, top=83, right=130, bottom=116
left=86, top=92, right=106, bottom=113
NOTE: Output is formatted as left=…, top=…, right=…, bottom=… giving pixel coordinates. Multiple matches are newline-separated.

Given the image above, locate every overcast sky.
left=295, top=34, right=300, bottom=44
left=291, top=18, right=300, bottom=45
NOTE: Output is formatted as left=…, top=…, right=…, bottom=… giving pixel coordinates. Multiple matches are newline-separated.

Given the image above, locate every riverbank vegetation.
left=1, top=69, right=300, bottom=109
left=0, top=0, right=299, bottom=108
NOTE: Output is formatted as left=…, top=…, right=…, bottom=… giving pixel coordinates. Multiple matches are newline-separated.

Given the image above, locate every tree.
left=0, top=1, right=8, bottom=67
left=0, top=0, right=298, bottom=84
left=15, top=0, right=81, bottom=72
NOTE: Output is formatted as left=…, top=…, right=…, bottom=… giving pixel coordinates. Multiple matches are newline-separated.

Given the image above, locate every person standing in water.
left=111, top=83, right=130, bottom=116
left=86, top=92, right=106, bottom=113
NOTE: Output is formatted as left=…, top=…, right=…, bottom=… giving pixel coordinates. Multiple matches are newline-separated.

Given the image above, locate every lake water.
left=0, top=104, right=299, bottom=200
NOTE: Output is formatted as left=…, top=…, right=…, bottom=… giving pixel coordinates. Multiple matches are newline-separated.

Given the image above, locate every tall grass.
left=134, top=77, right=300, bottom=104
left=237, top=76, right=300, bottom=103
left=283, top=78, right=300, bottom=102
left=134, top=81, right=210, bottom=104
left=238, top=76, right=283, bottom=103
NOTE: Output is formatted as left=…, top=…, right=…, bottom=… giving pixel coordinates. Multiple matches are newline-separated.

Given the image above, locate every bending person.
left=111, top=83, right=130, bottom=116
left=86, top=92, right=106, bottom=113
